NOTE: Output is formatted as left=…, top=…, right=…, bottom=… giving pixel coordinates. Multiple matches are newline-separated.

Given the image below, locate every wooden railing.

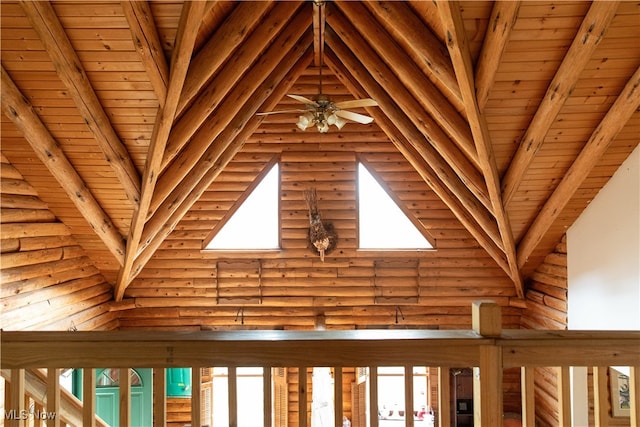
left=1, top=301, right=639, bottom=426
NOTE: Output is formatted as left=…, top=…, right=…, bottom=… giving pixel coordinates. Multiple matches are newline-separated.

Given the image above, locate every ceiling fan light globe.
left=334, top=115, right=347, bottom=130
left=297, top=113, right=314, bottom=130
left=326, top=113, right=337, bottom=126
left=318, top=121, right=329, bottom=133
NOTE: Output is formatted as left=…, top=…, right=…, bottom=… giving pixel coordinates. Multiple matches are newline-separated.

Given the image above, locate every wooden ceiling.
left=1, top=1, right=638, bottom=329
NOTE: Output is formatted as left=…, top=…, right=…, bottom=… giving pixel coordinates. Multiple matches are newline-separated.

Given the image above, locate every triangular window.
left=205, top=163, right=279, bottom=250
left=358, top=163, right=433, bottom=249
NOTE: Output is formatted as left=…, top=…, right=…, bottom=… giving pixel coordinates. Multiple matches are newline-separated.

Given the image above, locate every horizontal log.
left=0, top=222, right=69, bottom=239
left=0, top=207, right=56, bottom=223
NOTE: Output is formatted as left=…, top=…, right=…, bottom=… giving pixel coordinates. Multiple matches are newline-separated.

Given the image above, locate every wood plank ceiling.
left=1, top=1, right=638, bottom=329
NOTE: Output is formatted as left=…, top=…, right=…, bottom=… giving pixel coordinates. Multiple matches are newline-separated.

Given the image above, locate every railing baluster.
left=298, top=367, right=308, bottom=427
left=437, top=367, right=450, bottom=427
left=369, top=367, right=379, bottom=427
left=153, top=368, right=166, bottom=427
left=631, top=366, right=639, bottom=427
left=46, top=368, right=61, bottom=427
left=264, top=367, right=272, bottom=427
left=9, top=369, right=25, bottom=427
left=334, top=367, right=343, bottom=427
left=520, top=366, right=535, bottom=427
left=405, top=365, right=414, bottom=427
left=82, top=368, right=96, bottom=427
left=119, top=368, right=131, bottom=427
left=557, top=366, right=571, bottom=426
left=191, top=367, right=202, bottom=427
left=593, top=366, right=609, bottom=427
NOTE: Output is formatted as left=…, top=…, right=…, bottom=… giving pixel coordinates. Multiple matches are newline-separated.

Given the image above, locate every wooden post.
left=298, top=367, right=308, bottom=427
left=153, top=368, right=166, bottom=427
left=264, top=367, right=272, bottom=427
left=228, top=368, right=237, bottom=427
left=47, top=368, right=61, bottom=427
left=118, top=369, right=130, bottom=427
left=334, top=367, right=344, bottom=427
left=593, top=366, right=609, bottom=427
left=437, top=367, right=451, bottom=427
left=82, top=368, right=96, bottom=427
left=631, top=366, right=639, bottom=427
left=520, top=367, right=535, bottom=427
left=472, top=301, right=503, bottom=426
left=191, top=367, right=202, bottom=427
left=9, top=369, right=25, bottom=427
left=557, top=366, right=571, bottom=426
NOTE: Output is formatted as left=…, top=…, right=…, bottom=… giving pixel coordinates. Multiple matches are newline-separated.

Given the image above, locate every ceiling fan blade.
left=256, top=109, right=307, bottom=116
left=287, top=94, right=319, bottom=106
left=334, top=98, right=378, bottom=109
left=335, top=109, right=375, bottom=124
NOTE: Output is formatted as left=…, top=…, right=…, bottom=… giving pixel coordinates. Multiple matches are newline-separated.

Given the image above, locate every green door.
left=73, top=368, right=152, bottom=427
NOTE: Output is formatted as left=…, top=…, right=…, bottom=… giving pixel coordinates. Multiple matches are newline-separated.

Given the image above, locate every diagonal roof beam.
left=501, top=1, right=620, bottom=205
left=150, top=5, right=310, bottom=220
left=336, top=1, right=478, bottom=171
left=475, top=1, right=521, bottom=111
left=19, top=0, right=141, bottom=206
left=325, top=30, right=509, bottom=274
left=162, top=2, right=303, bottom=171
left=122, top=0, right=170, bottom=105
left=130, top=49, right=314, bottom=283
left=176, top=1, right=274, bottom=116
left=142, top=28, right=313, bottom=254
left=1, top=66, right=126, bottom=265
left=437, top=1, right=524, bottom=298
left=518, top=65, right=640, bottom=269
left=325, top=4, right=491, bottom=214
left=114, top=1, right=207, bottom=301
left=363, top=1, right=463, bottom=109
left=324, top=24, right=501, bottom=254
left=324, top=50, right=509, bottom=274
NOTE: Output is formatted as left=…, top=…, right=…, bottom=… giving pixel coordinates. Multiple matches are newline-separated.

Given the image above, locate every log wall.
left=0, top=154, right=117, bottom=331
left=121, top=142, right=524, bottom=331
left=521, top=236, right=568, bottom=427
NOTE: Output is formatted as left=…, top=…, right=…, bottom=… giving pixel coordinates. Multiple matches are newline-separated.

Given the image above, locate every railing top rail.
left=2, top=329, right=638, bottom=369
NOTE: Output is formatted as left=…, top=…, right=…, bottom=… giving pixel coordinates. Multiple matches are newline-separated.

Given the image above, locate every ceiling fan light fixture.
left=317, top=119, right=330, bottom=133
left=333, top=114, right=347, bottom=130
left=297, top=112, right=315, bottom=131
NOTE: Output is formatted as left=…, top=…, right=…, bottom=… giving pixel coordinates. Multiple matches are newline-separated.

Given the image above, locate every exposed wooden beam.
left=114, top=0, right=206, bottom=301
left=131, top=46, right=313, bottom=285
left=312, top=0, right=325, bottom=67
left=176, top=1, right=274, bottom=116
left=324, top=35, right=509, bottom=274
left=150, top=5, right=311, bottom=218
left=363, top=1, right=463, bottom=109
left=335, top=1, right=479, bottom=171
left=325, top=5, right=491, bottom=214
left=437, top=1, right=524, bottom=297
left=19, top=0, right=141, bottom=206
left=501, top=1, right=620, bottom=205
left=121, top=0, right=169, bottom=105
left=163, top=2, right=303, bottom=171
left=517, top=65, right=640, bottom=269
left=1, top=66, right=126, bottom=265
left=475, top=1, right=521, bottom=110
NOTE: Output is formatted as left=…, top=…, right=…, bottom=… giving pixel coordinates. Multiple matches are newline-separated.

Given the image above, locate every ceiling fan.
left=286, top=93, right=378, bottom=133
left=257, top=2, right=378, bottom=133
